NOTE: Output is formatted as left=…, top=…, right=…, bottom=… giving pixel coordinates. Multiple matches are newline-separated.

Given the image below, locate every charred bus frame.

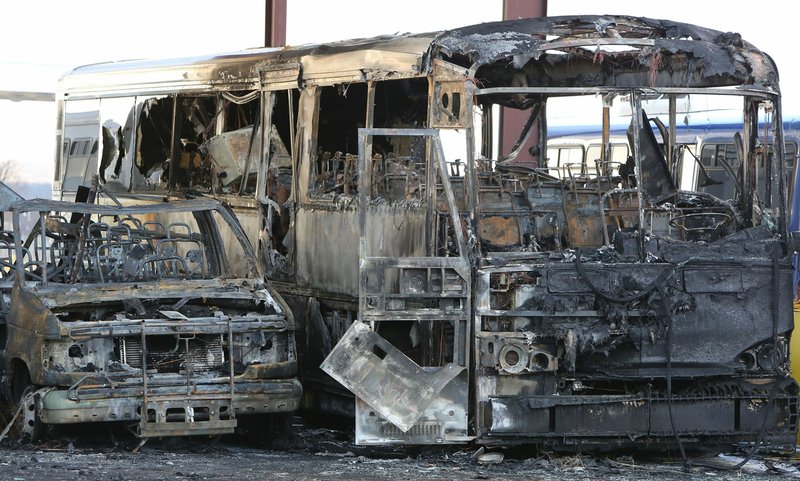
left=51, top=16, right=798, bottom=449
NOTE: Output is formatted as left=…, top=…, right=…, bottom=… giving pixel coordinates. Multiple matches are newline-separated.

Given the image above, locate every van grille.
left=119, top=335, right=225, bottom=373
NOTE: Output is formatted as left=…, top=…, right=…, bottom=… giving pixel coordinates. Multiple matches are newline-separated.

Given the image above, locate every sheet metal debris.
left=321, top=321, right=463, bottom=432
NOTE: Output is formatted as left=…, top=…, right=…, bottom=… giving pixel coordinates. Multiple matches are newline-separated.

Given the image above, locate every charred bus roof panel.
left=58, top=34, right=436, bottom=98
left=430, top=15, right=779, bottom=93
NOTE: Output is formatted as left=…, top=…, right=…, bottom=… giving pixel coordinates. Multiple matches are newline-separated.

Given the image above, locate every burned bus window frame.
left=98, top=96, right=137, bottom=192
left=369, top=78, right=430, bottom=203
left=258, top=88, right=299, bottom=275
left=205, top=91, right=264, bottom=196
left=133, top=95, right=175, bottom=192
left=169, top=94, right=217, bottom=192
left=308, top=83, right=368, bottom=199
left=133, top=92, right=264, bottom=196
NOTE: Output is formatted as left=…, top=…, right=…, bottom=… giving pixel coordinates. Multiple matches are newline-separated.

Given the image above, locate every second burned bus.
left=51, top=15, right=798, bottom=449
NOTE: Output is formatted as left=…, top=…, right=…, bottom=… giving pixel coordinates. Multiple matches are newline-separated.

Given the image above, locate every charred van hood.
left=24, top=278, right=278, bottom=310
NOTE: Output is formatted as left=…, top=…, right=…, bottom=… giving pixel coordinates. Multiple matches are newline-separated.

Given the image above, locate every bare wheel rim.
left=16, top=385, right=39, bottom=440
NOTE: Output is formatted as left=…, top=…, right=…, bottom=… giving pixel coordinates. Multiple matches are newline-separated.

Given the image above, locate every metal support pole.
left=631, top=93, right=647, bottom=260
left=264, top=0, right=287, bottom=47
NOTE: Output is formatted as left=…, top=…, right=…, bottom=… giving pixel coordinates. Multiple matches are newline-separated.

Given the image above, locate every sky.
left=0, top=0, right=794, bottom=185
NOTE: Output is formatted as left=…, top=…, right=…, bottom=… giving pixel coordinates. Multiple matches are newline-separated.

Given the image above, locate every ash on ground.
left=0, top=416, right=798, bottom=481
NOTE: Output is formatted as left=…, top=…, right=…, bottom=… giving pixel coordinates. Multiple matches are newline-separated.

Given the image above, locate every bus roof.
left=58, top=15, right=779, bottom=99
left=59, top=33, right=437, bottom=98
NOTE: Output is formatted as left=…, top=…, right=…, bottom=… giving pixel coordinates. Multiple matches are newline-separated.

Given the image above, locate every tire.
left=12, top=382, right=43, bottom=443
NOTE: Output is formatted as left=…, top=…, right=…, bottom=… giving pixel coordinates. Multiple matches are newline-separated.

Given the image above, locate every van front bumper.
left=37, top=378, right=302, bottom=425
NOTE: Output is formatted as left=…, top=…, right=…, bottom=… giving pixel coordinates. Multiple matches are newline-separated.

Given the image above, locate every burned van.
left=1, top=198, right=299, bottom=439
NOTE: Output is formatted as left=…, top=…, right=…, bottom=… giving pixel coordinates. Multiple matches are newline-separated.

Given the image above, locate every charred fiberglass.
left=1, top=199, right=299, bottom=439
left=52, top=15, right=797, bottom=450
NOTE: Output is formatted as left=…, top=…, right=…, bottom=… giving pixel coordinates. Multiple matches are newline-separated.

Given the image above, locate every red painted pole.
left=265, top=0, right=287, bottom=47
left=499, top=0, right=547, bottom=168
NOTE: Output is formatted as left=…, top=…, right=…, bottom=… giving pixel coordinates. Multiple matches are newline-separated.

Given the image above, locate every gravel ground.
left=0, top=421, right=799, bottom=481
left=0, top=443, right=798, bottom=481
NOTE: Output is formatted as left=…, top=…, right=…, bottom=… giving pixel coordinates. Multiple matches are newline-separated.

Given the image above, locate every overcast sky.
left=0, top=0, right=793, bottom=184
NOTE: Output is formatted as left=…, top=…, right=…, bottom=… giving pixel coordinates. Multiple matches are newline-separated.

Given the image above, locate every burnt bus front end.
left=451, top=16, right=798, bottom=448
left=2, top=199, right=300, bottom=439
left=475, top=246, right=796, bottom=448
left=319, top=16, right=798, bottom=449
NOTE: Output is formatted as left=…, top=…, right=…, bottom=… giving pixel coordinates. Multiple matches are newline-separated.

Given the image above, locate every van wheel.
left=13, top=384, right=43, bottom=443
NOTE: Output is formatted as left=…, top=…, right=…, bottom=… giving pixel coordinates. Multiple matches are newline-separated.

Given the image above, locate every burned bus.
left=51, top=15, right=797, bottom=449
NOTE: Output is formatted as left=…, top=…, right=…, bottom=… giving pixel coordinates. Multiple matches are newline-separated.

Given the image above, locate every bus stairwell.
left=322, top=128, right=473, bottom=444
